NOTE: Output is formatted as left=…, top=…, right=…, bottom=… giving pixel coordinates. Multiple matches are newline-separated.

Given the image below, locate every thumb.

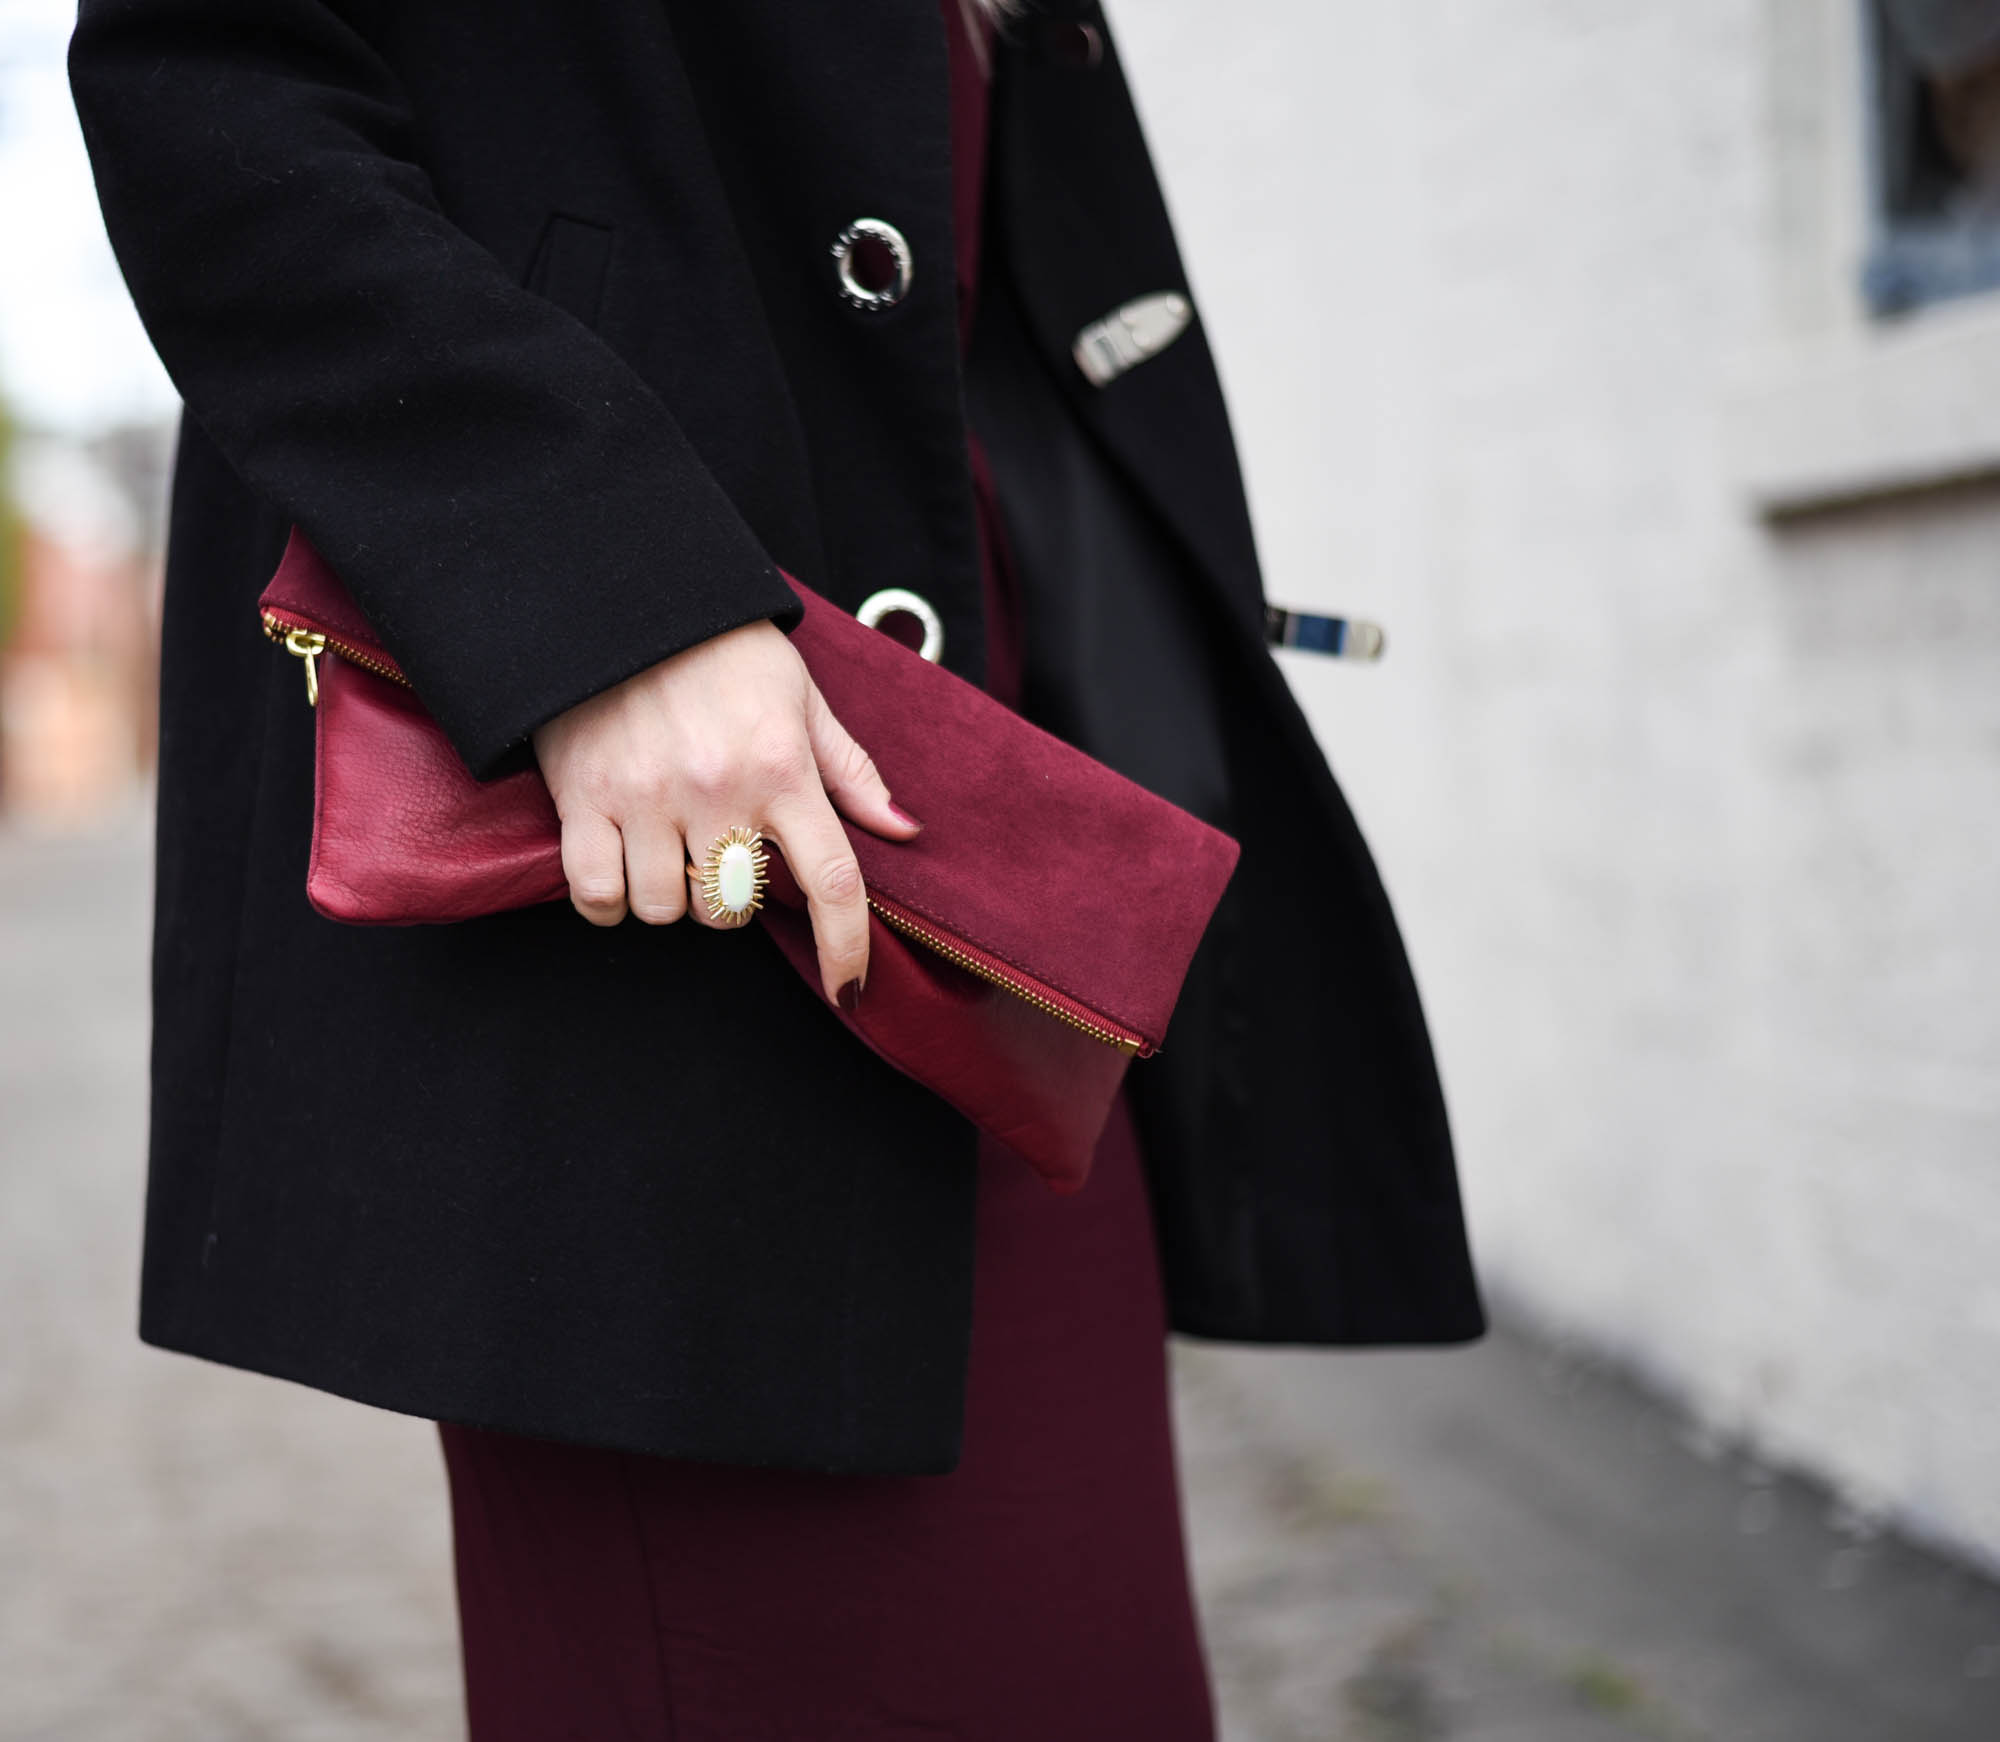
left=804, top=680, right=923, bottom=842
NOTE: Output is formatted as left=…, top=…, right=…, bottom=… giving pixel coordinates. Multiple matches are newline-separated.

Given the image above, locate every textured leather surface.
left=310, top=660, right=566, bottom=922
left=262, top=529, right=1239, bottom=1185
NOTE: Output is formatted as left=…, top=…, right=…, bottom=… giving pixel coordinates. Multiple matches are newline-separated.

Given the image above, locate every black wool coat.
left=71, top=0, right=1484, bottom=1476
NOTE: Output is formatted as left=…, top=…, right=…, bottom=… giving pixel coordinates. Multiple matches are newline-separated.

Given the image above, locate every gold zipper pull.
left=280, top=627, right=327, bottom=707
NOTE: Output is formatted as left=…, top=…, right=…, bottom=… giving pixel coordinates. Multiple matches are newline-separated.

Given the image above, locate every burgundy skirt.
left=438, top=1090, right=1215, bottom=1739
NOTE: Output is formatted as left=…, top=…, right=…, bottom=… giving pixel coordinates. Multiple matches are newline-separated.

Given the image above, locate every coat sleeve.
left=69, top=0, right=803, bottom=778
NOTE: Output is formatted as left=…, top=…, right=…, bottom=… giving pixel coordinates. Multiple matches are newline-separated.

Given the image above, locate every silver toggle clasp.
left=1072, top=291, right=1193, bottom=387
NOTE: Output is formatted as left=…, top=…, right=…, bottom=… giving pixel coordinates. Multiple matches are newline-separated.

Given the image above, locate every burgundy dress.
left=437, top=8, right=1215, bottom=1735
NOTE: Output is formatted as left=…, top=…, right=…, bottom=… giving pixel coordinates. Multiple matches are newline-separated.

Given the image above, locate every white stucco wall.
left=1115, top=0, right=2000, bottom=1570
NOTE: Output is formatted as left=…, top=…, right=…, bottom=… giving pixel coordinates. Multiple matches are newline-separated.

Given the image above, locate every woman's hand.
left=530, top=620, right=920, bottom=1004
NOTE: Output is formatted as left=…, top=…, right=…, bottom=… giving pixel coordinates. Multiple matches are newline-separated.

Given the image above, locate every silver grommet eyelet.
left=856, top=588, right=945, bottom=662
left=832, top=218, right=914, bottom=312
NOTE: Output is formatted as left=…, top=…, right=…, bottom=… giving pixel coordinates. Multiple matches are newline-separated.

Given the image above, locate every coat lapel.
left=985, top=1, right=1269, bottom=637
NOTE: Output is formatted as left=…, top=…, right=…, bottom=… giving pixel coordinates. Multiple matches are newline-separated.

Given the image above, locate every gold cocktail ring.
left=696, top=826, right=770, bottom=926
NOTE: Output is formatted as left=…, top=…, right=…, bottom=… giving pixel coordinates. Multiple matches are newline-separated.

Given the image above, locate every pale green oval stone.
left=717, top=841, right=757, bottom=913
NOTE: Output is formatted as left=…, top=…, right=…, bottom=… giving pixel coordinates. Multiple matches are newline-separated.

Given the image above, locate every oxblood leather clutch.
left=258, top=530, right=1239, bottom=1190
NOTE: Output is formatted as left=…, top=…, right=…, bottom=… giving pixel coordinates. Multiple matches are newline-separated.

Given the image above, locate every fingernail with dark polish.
left=887, top=800, right=925, bottom=832
left=837, top=977, right=864, bottom=1011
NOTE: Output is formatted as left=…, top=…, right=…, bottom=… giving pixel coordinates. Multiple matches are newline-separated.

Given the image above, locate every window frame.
left=1859, top=0, right=2000, bottom=316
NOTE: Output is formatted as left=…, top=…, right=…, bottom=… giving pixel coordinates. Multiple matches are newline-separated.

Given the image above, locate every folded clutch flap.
left=783, top=585, right=1237, bottom=1054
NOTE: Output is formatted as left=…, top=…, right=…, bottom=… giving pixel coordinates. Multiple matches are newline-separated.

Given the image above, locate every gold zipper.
left=262, top=609, right=410, bottom=706
left=866, top=893, right=1150, bottom=1056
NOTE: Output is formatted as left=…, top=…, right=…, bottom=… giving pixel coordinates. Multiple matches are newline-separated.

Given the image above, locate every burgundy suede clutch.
left=258, top=530, right=1239, bottom=1190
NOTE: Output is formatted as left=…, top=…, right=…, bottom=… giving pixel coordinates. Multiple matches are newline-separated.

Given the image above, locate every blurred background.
left=4, top=0, right=2000, bottom=1737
